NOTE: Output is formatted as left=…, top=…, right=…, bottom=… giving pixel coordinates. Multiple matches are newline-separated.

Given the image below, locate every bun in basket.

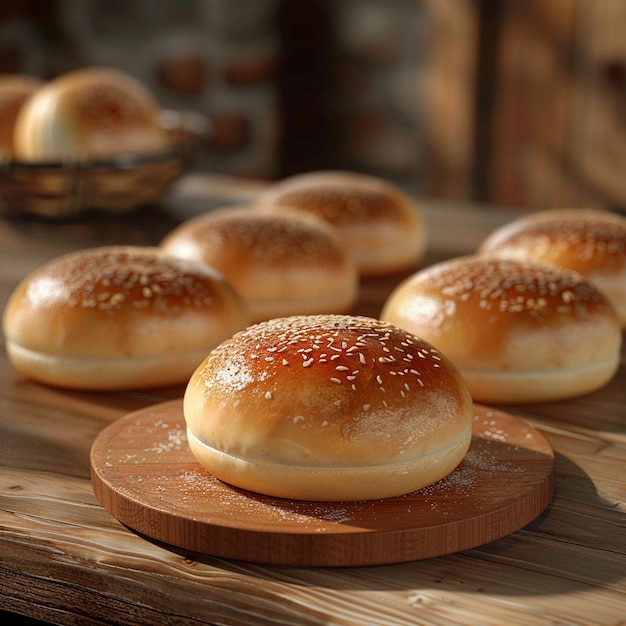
left=0, top=73, right=43, bottom=159
left=478, top=208, right=626, bottom=327
left=184, top=314, right=473, bottom=501
left=160, top=206, right=358, bottom=323
left=257, top=170, right=426, bottom=276
left=12, top=66, right=168, bottom=162
left=380, top=256, right=622, bottom=403
left=2, top=246, right=249, bottom=390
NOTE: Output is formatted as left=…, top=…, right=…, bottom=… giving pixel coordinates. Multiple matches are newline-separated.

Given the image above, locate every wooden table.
left=1, top=173, right=624, bottom=625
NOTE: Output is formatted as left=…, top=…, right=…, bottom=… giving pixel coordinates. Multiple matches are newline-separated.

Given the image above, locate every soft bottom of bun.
left=462, top=355, right=620, bottom=404
left=6, top=342, right=210, bottom=390
left=187, top=427, right=471, bottom=502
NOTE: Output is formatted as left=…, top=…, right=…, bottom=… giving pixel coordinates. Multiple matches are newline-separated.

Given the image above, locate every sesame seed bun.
left=183, top=314, right=473, bottom=501
left=12, top=67, right=168, bottom=162
left=380, top=256, right=622, bottom=403
left=0, top=74, right=43, bottom=160
left=478, top=208, right=626, bottom=327
left=2, top=246, right=249, bottom=390
left=256, top=170, right=426, bottom=277
left=160, top=206, right=359, bottom=323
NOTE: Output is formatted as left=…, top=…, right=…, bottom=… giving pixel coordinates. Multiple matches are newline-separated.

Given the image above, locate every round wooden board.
left=90, top=400, right=554, bottom=567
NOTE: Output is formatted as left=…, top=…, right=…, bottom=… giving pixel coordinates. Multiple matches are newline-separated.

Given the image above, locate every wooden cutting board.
left=90, top=400, right=554, bottom=567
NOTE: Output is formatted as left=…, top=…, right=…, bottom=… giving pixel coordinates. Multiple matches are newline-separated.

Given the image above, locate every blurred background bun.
left=12, top=67, right=169, bottom=162
left=257, top=170, right=426, bottom=277
left=160, top=206, right=358, bottom=323
left=0, top=73, right=42, bottom=160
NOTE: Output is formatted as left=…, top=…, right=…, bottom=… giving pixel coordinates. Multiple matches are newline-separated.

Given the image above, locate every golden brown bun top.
left=161, top=205, right=349, bottom=270
left=186, top=314, right=472, bottom=467
left=3, top=245, right=247, bottom=359
left=381, top=256, right=620, bottom=369
left=258, top=170, right=420, bottom=228
left=0, top=73, right=43, bottom=156
left=478, top=208, right=626, bottom=275
left=13, top=66, right=168, bottom=161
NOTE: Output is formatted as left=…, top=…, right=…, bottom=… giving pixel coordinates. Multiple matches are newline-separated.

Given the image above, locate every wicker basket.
left=0, top=110, right=208, bottom=218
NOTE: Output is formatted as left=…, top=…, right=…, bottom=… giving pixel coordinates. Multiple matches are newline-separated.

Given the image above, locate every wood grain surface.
left=1, top=173, right=624, bottom=625
left=90, top=401, right=554, bottom=567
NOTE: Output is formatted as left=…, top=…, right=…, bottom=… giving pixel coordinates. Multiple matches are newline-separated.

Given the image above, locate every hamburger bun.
left=380, top=256, right=622, bottom=403
left=257, top=170, right=426, bottom=276
left=0, top=73, right=43, bottom=160
left=2, top=246, right=249, bottom=390
left=12, top=67, right=168, bottom=162
left=184, top=314, right=473, bottom=501
left=160, top=206, right=358, bottom=323
left=478, top=208, right=626, bottom=327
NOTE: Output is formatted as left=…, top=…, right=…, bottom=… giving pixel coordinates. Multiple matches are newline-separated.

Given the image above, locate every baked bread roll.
left=12, top=67, right=168, bottom=162
left=478, top=208, right=626, bottom=327
left=184, top=314, right=473, bottom=501
left=380, top=256, right=622, bottom=404
left=2, top=246, right=249, bottom=390
left=160, top=206, right=358, bottom=323
left=256, top=170, right=426, bottom=276
left=0, top=73, right=42, bottom=160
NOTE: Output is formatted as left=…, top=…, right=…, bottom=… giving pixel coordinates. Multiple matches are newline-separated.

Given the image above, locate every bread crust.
left=184, top=314, right=473, bottom=501
left=13, top=67, right=168, bottom=162
left=2, top=246, right=249, bottom=389
left=478, top=208, right=626, bottom=326
left=257, top=170, right=426, bottom=276
left=160, top=206, right=359, bottom=322
left=381, top=256, right=622, bottom=403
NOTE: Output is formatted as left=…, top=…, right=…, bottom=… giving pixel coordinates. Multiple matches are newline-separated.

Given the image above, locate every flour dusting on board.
left=179, top=467, right=357, bottom=526
left=127, top=409, right=532, bottom=528
left=145, top=421, right=186, bottom=454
